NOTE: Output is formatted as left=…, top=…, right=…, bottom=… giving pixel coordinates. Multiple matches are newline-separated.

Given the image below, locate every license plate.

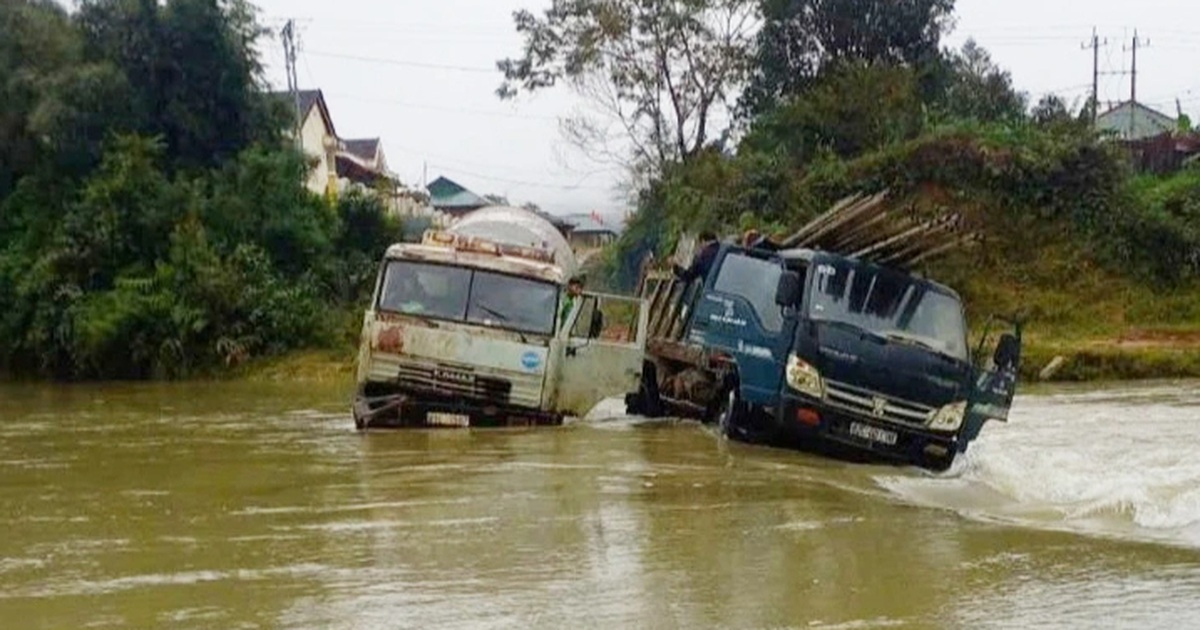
left=849, top=421, right=897, bottom=445
left=426, top=412, right=470, bottom=428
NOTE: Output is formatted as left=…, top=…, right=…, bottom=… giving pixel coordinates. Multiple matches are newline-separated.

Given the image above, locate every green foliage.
left=926, top=40, right=1027, bottom=124
left=742, top=63, right=926, bottom=164
left=1119, top=168, right=1200, bottom=284
left=744, top=0, right=954, bottom=115
left=0, top=1, right=404, bottom=380
left=75, top=0, right=280, bottom=170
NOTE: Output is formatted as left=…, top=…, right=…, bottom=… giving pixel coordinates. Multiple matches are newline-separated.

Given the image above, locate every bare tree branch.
left=497, top=0, right=755, bottom=176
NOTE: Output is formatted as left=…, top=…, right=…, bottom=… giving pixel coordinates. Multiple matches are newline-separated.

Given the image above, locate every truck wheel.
left=927, top=453, right=955, bottom=472
left=714, top=386, right=747, bottom=439
left=626, top=362, right=663, bottom=418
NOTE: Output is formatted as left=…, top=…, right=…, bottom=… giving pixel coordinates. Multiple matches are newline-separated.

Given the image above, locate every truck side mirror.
left=588, top=308, right=605, bottom=339
left=775, top=271, right=802, bottom=307
left=993, top=333, right=1020, bottom=370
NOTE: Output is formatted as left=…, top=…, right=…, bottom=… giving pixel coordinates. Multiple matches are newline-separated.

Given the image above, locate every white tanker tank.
left=445, top=205, right=578, bottom=279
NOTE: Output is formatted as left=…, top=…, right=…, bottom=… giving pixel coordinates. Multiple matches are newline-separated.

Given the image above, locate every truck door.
left=688, top=251, right=790, bottom=406
left=555, top=292, right=648, bottom=418
left=961, top=318, right=1023, bottom=450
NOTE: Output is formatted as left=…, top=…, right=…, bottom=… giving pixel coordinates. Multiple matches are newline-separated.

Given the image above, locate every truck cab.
left=352, top=207, right=648, bottom=430
left=629, top=243, right=1022, bottom=471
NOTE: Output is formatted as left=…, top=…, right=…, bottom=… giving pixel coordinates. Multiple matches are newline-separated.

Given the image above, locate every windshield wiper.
left=475, top=303, right=510, bottom=322
left=474, top=303, right=532, bottom=343
left=815, top=318, right=889, bottom=345
left=884, top=332, right=960, bottom=362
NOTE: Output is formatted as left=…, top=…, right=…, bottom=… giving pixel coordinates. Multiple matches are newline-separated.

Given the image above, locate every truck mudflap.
left=353, top=392, right=562, bottom=430
left=778, top=395, right=958, bottom=470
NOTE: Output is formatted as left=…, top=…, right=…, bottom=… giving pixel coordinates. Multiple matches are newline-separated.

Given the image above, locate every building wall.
left=570, top=232, right=616, bottom=251
left=1097, top=104, right=1175, bottom=141
left=298, top=109, right=336, bottom=196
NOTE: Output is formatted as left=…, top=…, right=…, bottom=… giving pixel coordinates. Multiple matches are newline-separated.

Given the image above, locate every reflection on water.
left=0, top=380, right=1198, bottom=629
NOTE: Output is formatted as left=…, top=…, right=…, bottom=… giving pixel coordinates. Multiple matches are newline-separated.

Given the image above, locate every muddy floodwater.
left=1, top=380, right=1199, bottom=629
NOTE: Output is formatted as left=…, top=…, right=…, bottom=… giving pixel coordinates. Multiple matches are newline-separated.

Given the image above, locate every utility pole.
left=1082, top=28, right=1107, bottom=125
left=1124, top=30, right=1150, bottom=138
left=281, top=19, right=302, bottom=146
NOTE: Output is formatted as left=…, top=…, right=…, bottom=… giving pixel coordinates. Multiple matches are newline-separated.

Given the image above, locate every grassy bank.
left=222, top=333, right=1200, bottom=386
left=226, top=349, right=357, bottom=383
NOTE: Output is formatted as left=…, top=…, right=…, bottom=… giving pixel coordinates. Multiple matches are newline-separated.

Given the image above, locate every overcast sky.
left=248, top=0, right=1200, bottom=218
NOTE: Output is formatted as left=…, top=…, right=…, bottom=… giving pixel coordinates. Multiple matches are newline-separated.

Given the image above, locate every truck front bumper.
left=353, top=390, right=562, bottom=430
left=777, top=394, right=958, bottom=470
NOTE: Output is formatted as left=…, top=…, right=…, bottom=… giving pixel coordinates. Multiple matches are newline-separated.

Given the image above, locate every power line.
left=427, top=164, right=613, bottom=191
left=326, top=92, right=558, bottom=122
left=304, top=50, right=496, bottom=74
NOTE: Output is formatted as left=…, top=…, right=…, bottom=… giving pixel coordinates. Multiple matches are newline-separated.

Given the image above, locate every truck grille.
left=369, top=355, right=544, bottom=409
left=823, top=379, right=934, bottom=428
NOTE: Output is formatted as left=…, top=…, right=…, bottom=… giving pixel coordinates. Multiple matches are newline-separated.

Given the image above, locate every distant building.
left=273, top=90, right=448, bottom=228
left=337, top=137, right=389, bottom=186
left=563, top=212, right=621, bottom=252
left=427, top=176, right=489, bottom=219
left=274, top=89, right=339, bottom=196
left=1096, top=100, right=1177, bottom=141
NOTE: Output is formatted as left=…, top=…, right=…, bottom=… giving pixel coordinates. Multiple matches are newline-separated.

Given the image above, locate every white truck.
left=352, top=206, right=648, bottom=429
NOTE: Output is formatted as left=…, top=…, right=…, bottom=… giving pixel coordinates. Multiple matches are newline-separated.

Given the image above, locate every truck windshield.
left=809, top=259, right=968, bottom=360
left=377, top=261, right=559, bottom=336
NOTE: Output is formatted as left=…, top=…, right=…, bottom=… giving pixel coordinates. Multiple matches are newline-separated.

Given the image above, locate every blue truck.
left=625, top=242, right=1022, bottom=471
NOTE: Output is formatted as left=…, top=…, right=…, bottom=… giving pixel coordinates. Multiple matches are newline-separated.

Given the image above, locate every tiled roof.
left=563, top=213, right=621, bottom=235
left=342, top=138, right=380, bottom=162
left=427, top=176, right=488, bottom=209
left=271, top=89, right=336, bottom=136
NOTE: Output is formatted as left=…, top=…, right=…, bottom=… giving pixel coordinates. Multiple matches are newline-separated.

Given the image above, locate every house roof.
left=1097, top=100, right=1176, bottom=140
left=272, top=89, right=337, bottom=137
left=563, top=213, right=621, bottom=236
left=527, top=208, right=574, bottom=230
left=427, top=176, right=488, bottom=210
left=342, top=138, right=380, bottom=162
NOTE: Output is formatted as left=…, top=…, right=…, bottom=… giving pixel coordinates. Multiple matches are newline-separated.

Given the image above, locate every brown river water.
left=1, top=380, right=1199, bottom=629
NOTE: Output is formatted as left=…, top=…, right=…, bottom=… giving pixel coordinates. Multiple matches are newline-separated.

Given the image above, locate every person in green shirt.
left=559, top=276, right=584, bottom=329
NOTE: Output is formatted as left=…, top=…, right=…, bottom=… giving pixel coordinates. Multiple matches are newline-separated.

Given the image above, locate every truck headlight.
left=786, top=354, right=826, bottom=399
left=927, top=401, right=967, bottom=432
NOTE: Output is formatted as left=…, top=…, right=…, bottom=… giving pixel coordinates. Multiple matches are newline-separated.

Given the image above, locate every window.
left=712, top=253, right=784, bottom=332
left=809, top=259, right=968, bottom=360
left=378, top=261, right=470, bottom=321
left=378, top=261, right=560, bottom=336
left=466, top=272, right=558, bottom=336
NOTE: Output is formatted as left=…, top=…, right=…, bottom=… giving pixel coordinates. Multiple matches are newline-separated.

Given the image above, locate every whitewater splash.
left=876, top=382, right=1200, bottom=548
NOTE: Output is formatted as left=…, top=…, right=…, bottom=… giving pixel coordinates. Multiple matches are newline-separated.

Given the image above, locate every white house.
left=1096, top=100, right=1177, bottom=141
left=272, top=89, right=340, bottom=196
left=274, top=89, right=449, bottom=230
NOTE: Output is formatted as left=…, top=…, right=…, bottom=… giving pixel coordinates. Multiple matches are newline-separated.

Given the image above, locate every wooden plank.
left=647, top=338, right=707, bottom=366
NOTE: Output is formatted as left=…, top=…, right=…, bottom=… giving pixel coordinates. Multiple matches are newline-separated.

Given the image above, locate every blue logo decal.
left=521, top=351, right=542, bottom=371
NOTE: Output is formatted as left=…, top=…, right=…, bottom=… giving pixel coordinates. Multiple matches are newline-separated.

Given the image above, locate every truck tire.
left=625, top=361, right=663, bottom=418
left=714, top=385, right=748, bottom=439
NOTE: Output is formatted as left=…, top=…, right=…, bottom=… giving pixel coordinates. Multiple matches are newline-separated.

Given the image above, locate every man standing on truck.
left=559, top=276, right=584, bottom=328
left=673, top=231, right=719, bottom=284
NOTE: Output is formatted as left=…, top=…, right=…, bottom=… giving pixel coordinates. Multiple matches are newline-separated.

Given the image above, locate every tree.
left=741, top=62, right=926, bottom=163
left=931, top=39, right=1027, bottom=123
left=497, top=0, right=757, bottom=177
left=0, top=0, right=83, bottom=197
left=75, top=0, right=279, bottom=171
left=743, top=0, right=954, bottom=115
left=1030, top=94, right=1085, bottom=131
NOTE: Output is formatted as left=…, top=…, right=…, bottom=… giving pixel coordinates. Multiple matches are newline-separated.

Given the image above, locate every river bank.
left=219, top=332, right=1200, bottom=385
